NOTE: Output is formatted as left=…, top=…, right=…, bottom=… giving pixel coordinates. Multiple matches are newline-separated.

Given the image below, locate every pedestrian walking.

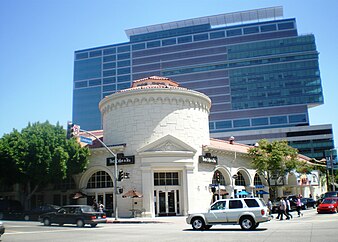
left=267, top=199, right=273, bottom=218
left=285, top=198, right=293, bottom=219
left=278, top=197, right=289, bottom=220
left=92, top=199, right=99, bottom=212
left=296, top=195, right=303, bottom=217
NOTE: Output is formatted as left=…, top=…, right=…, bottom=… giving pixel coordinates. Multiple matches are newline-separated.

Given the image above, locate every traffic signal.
left=66, top=121, right=80, bottom=139
left=118, top=169, right=124, bottom=181
left=215, top=171, right=221, bottom=184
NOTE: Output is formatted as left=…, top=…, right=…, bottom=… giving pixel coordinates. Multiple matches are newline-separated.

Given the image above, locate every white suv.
left=186, top=198, right=270, bottom=230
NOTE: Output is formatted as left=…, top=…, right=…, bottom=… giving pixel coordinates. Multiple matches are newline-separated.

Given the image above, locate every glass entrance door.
left=155, top=189, right=180, bottom=216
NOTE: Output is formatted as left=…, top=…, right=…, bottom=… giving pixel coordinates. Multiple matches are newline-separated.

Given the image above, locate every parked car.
left=186, top=198, right=270, bottom=230
left=0, top=221, right=4, bottom=238
left=39, top=205, right=106, bottom=227
left=0, top=199, right=23, bottom=220
left=317, top=197, right=338, bottom=213
left=301, top=198, right=316, bottom=209
left=23, top=204, right=61, bottom=221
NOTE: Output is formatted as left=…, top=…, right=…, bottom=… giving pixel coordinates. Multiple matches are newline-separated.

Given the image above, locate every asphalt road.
left=1, top=209, right=338, bottom=242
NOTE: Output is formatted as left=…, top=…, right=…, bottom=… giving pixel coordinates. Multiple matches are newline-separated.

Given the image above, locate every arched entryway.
left=79, top=167, right=114, bottom=214
left=234, top=169, right=252, bottom=198
left=211, top=168, right=231, bottom=202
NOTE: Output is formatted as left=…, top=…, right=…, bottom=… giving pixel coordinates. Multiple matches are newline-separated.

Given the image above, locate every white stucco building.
left=75, top=76, right=270, bottom=218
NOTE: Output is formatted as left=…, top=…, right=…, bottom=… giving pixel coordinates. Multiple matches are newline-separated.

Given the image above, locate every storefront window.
left=154, top=172, right=179, bottom=186
left=235, top=172, right=246, bottom=186
left=87, top=171, right=113, bottom=188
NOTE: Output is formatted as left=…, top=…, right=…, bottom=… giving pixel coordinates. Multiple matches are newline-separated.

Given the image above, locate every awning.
left=236, top=191, right=251, bottom=196
left=72, top=192, right=87, bottom=199
left=122, top=190, right=143, bottom=198
left=256, top=190, right=269, bottom=195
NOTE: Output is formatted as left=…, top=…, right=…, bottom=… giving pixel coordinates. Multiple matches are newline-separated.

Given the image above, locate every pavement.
left=106, top=215, right=185, bottom=224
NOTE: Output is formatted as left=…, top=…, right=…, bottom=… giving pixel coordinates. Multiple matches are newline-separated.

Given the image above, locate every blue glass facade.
left=72, top=8, right=333, bottom=159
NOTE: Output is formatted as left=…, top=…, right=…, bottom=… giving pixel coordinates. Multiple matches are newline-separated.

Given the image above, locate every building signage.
left=199, top=154, right=218, bottom=164
left=106, top=155, right=135, bottom=166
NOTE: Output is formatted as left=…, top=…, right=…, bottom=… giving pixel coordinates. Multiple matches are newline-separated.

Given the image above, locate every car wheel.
left=76, top=219, right=85, bottom=227
left=240, top=216, right=255, bottom=230
left=43, top=218, right=51, bottom=226
left=90, top=224, right=97, bottom=228
left=24, top=215, right=30, bottom=221
left=191, top=217, right=205, bottom=230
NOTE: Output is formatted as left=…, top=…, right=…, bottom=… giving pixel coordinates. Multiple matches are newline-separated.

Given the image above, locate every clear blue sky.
left=0, top=0, right=337, bottom=145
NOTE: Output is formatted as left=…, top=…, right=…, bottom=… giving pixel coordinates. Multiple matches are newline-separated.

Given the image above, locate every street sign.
left=80, top=136, right=93, bottom=145
left=106, top=155, right=135, bottom=166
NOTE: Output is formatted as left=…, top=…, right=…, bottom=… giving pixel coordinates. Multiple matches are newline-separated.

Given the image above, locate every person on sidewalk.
left=296, top=194, right=303, bottom=217
left=267, top=199, right=274, bottom=218
left=285, top=198, right=293, bottom=219
left=278, top=198, right=289, bottom=220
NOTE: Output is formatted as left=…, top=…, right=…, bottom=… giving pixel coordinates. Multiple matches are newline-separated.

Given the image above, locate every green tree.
left=248, top=139, right=299, bottom=199
left=0, top=121, right=90, bottom=208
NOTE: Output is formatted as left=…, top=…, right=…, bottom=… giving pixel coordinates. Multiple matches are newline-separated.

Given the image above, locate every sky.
left=0, top=0, right=337, bottom=145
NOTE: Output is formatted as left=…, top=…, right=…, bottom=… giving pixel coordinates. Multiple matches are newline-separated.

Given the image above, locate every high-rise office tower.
left=73, top=6, right=334, bottom=159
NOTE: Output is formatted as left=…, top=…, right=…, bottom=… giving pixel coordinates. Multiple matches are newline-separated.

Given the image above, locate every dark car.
left=39, top=205, right=106, bottom=227
left=23, top=204, right=61, bottom=221
left=0, top=221, right=4, bottom=238
left=301, top=198, right=316, bottom=209
left=0, top=199, right=24, bottom=220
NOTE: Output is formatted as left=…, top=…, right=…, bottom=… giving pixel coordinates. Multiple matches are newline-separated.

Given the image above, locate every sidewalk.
left=106, top=216, right=186, bottom=224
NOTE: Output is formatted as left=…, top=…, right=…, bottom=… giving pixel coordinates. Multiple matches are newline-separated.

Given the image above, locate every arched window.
left=254, top=174, right=263, bottom=186
left=212, top=171, right=226, bottom=185
left=235, top=172, right=246, bottom=186
left=87, top=171, right=113, bottom=189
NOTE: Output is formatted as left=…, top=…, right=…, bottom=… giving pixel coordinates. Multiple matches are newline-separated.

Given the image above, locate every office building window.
left=210, top=31, right=225, bottom=39
left=103, top=62, right=116, bottom=69
left=117, top=45, right=130, bottom=53
left=74, top=81, right=87, bottom=88
left=278, top=22, right=294, bottom=30
left=178, top=36, right=192, bottom=44
left=260, top=24, right=277, bottom=32
left=226, top=28, right=242, bottom=37
left=252, top=117, right=269, bottom=126
left=89, top=50, right=102, bottom=57
left=193, top=33, right=208, bottom=41
left=233, top=119, right=250, bottom=128
left=162, top=38, right=177, bottom=46
left=103, top=55, right=116, bottom=62
left=132, top=43, right=145, bottom=50
left=147, top=40, right=161, bottom=48
left=103, top=77, right=116, bottom=85
left=289, top=114, right=307, bottom=123
left=89, top=79, right=101, bottom=86
left=243, top=26, right=259, bottom=35
left=75, top=52, right=88, bottom=60
left=270, top=116, right=287, bottom=124
left=117, top=53, right=130, bottom=60
left=215, top=120, right=232, bottom=129
left=103, top=48, right=116, bottom=55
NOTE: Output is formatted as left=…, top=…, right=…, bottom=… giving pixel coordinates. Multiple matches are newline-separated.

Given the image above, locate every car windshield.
left=81, top=206, right=96, bottom=213
left=322, top=199, right=338, bottom=204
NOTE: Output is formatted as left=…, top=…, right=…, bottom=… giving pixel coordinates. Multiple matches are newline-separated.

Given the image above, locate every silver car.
left=186, top=198, right=270, bottom=230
